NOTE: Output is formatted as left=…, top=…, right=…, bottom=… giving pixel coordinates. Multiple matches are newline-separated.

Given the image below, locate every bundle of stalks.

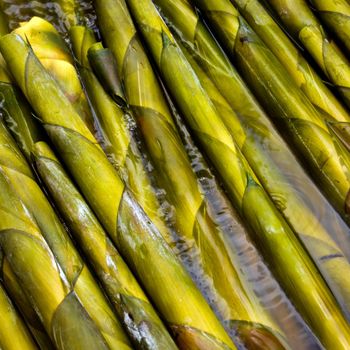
left=0, top=30, right=237, bottom=350
left=120, top=0, right=350, bottom=348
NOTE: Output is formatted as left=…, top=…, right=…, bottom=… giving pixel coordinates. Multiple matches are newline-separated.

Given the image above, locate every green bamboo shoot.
left=55, top=0, right=78, bottom=28
left=0, top=32, right=236, bottom=350
left=0, top=28, right=132, bottom=346
left=1, top=260, right=54, bottom=350
left=122, top=0, right=350, bottom=348
left=0, top=24, right=175, bottom=348
left=76, top=18, right=287, bottom=348
left=191, top=0, right=350, bottom=232
left=33, top=141, right=179, bottom=350
left=0, top=0, right=81, bottom=34
left=69, top=25, right=173, bottom=245
left=308, top=0, right=350, bottom=53
left=16, top=13, right=175, bottom=258
left=14, top=16, right=95, bottom=131
left=153, top=0, right=350, bottom=326
left=223, top=0, right=350, bottom=123
left=0, top=282, right=38, bottom=350
left=266, top=0, right=350, bottom=108
left=0, top=118, right=132, bottom=350
left=0, top=165, right=111, bottom=350
left=161, top=84, right=323, bottom=349
left=76, top=17, right=290, bottom=350
left=328, top=121, right=350, bottom=152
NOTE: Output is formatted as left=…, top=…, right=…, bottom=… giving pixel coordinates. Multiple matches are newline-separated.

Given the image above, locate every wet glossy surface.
left=1, top=0, right=99, bottom=36
left=1, top=1, right=349, bottom=350
left=163, top=85, right=324, bottom=350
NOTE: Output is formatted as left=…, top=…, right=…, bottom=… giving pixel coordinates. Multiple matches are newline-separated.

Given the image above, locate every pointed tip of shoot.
left=31, top=141, right=58, bottom=162
left=161, top=30, right=173, bottom=48
left=236, top=321, right=287, bottom=350
left=246, top=172, right=258, bottom=187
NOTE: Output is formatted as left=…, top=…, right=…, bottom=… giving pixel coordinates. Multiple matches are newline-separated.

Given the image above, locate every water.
left=0, top=1, right=338, bottom=349
left=162, top=82, right=323, bottom=350
left=1, top=0, right=99, bottom=36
